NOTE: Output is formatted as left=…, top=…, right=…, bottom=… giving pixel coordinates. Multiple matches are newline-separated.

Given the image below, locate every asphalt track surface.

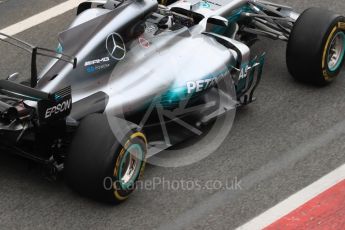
left=0, top=0, right=345, bottom=229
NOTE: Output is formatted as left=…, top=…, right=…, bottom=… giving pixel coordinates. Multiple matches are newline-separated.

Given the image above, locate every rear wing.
left=0, top=32, right=77, bottom=88
left=0, top=79, right=61, bottom=101
left=0, top=79, right=72, bottom=122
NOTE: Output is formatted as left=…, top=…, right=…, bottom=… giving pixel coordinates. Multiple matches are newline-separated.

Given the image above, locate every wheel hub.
left=328, top=32, right=345, bottom=71
left=119, top=144, right=143, bottom=188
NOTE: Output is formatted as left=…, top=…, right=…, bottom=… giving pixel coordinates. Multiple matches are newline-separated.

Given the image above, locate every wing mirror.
left=7, top=72, right=19, bottom=82
left=207, top=16, right=229, bottom=27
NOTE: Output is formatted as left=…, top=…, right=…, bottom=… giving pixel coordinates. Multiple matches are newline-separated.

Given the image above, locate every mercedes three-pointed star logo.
left=106, top=32, right=126, bottom=61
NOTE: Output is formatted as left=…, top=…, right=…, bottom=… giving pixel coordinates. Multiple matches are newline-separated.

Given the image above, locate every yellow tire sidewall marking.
left=338, top=22, right=345, bottom=30
left=112, top=132, right=147, bottom=201
left=322, top=26, right=338, bottom=80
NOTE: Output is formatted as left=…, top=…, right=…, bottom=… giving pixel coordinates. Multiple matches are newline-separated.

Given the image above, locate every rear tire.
left=65, top=114, right=147, bottom=204
left=287, top=8, right=345, bottom=85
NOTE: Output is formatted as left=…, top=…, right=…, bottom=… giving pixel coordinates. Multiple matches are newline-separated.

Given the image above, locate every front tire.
left=65, top=114, right=147, bottom=204
left=287, top=8, right=345, bottom=85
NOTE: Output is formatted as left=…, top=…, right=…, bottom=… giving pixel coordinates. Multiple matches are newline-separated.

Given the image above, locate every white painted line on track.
left=0, top=0, right=84, bottom=36
left=158, top=119, right=345, bottom=230
left=236, top=163, right=345, bottom=230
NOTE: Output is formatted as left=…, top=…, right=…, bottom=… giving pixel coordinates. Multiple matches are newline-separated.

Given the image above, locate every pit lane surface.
left=0, top=0, right=345, bottom=229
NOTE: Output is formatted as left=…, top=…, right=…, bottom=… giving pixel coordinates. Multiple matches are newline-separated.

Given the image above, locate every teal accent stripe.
left=328, top=32, right=345, bottom=72
left=212, top=4, right=254, bottom=35
left=118, top=144, right=143, bottom=190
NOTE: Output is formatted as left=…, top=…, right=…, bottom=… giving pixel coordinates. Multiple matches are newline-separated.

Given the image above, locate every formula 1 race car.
left=0, top=0, right=344, bottom=203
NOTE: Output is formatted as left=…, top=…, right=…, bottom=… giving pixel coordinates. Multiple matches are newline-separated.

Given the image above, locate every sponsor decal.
left=199, top=0, right=222, bottom=9
left=44, top=98, right=72, bottom=119
left=187, top=78, right=216, bottom=94
left=86, top=64, right=110, bottom=73
left=323, top=69, right=330, bottom=79
left=200, top=1, right=211, bottom=8
left=239, top=64, right=249, bottom=80
left=85, top=57, right=111, bottom=73
left=106, top=32, right=126, bottom=60
left=186, top=69, right=229, bottom=94
left=138, top=35, right=150, bottom=49
left=84, top=57, right=110, bottom=67
left=338, top=22, right=345, bottom=30
left=86, top=66, right=96, bottom=73
left=207, top=1, right=222, bottom=6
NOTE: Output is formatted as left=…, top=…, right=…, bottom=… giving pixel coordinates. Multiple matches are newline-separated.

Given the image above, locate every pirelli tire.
left=64, top=114, right=147, bottom=204
left=287, top=8, right=345, bottom=85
